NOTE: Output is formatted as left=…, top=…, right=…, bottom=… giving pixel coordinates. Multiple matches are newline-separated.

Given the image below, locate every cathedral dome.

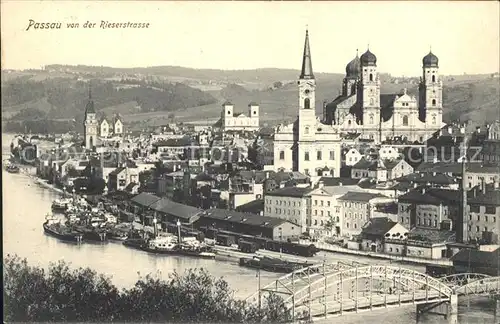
left=345, top=55, right=361, bottom=78
left=423, top=51, right=439, bottom=67
left=360, top=49, right=377, bottom=66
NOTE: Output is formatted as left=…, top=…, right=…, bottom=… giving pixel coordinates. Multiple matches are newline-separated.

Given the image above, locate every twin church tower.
left=274, top=30, right=444, bottom=176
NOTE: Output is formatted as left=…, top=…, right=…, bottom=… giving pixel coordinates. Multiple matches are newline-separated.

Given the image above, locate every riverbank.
left=300, top=240, right=453, bottom=267
left=19, top=171, right=451, bottom=269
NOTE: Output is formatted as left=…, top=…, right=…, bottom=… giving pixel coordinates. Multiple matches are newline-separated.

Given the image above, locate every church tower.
left=84, top=85, right=98, bottom=149
left=297, top=29, right=317, bottom=175
left=419, top=50, right=443, bottom=127
left=360, top=48, right=381, bottom=129
left=342, top=51, right=361, bottom=97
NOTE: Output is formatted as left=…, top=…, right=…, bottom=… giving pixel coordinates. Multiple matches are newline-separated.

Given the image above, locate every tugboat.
left=43, top=215, right=83, bottom=243
left=141, top=220, right=216, bottom=260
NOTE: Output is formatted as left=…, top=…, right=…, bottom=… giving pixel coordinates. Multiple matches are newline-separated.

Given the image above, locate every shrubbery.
left=4, top=254, right=298, bottom=323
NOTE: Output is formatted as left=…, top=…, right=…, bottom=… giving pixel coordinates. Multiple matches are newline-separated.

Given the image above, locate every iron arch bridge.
left=246, top=262, right=500, bottom=321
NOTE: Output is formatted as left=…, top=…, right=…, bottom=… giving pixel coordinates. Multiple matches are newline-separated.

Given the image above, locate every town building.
left=264, top=186, right=312, bottom=233
left=451, top=247, right=499, bottom=276
left=215, top=102, right=260, bottom=132
left=273, top=30, right=342, bottom=178
left=351, top=157, right=414, bottom=182
left=338, top=191, right=393, bottom=238
left=348, top=217, right=408, bottom=252
left=323, top=48, right=444, bottom=143
left=195, top=209, right=301, bottom=241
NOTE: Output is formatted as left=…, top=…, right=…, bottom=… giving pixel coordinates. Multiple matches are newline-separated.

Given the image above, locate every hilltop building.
left=216, top=101, right=260, bottom=132
left=99, top=113, right=124, bottom=138
left=273, top=30, right=342, bottom=178
left=83, top=86, right=126, bottom=149
left=323, top=47, right=444, bottom=143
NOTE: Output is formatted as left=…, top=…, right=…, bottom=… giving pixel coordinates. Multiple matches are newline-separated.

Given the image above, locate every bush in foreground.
left=3, top=254, right=297, bottom=323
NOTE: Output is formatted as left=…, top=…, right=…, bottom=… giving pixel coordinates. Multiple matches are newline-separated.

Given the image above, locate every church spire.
left=88, top=83, right=92, bottom=100
left=299, top=29, right=314, bottom=79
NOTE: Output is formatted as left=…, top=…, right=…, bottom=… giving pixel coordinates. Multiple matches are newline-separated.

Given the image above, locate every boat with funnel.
left=43, top=215, right=83, bottom=243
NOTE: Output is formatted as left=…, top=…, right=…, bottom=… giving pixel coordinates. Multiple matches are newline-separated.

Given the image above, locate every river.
left=1, top=134, right=496, bottom=323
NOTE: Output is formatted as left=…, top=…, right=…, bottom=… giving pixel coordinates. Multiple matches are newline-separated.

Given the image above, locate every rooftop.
left=202, top=208, right=294, bottom=228
left=265, top=186, right=313, bottom=198
left=338, top=191, right=386, bottom=202
left=361, top=217, right=398, bottom=237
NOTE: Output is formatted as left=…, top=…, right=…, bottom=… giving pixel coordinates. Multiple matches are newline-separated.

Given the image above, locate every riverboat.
left=239, top=256, right=313, bottom=273
left=142, top=236, right=216, bottom=259
left=43, top=217, right=83, bottom=243
left=6, top=164, right=20, bottom=173
left=123, top=237, right=147, bottom=249
left=51, top=198, right=72, bottom=212
left=73, top=224, right=108, bottom=242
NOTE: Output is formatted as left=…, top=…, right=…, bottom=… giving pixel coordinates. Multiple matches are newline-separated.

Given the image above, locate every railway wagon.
left=199, top=227, right=318, bottom=257
left=426, top=264, right=455, bottom=278
left=238, top=240, right=259, bottom=253
left=216, top=234, right=236, bottom=246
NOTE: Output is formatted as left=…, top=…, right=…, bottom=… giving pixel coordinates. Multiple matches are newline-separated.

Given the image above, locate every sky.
left=1, top=1, right=499, bottom=76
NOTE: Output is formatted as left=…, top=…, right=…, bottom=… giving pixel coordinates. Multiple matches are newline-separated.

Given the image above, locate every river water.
left=1, top=134, right=496, bottom=323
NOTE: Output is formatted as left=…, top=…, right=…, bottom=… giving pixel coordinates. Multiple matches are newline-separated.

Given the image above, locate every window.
left=317, top=151, right=322, bottom=160
left=304, top=98, right=310, bottom=109
left=432, top=99, right=436, bottom=106
left=305, top=152, right=310, bottom=161
left=320, top=200, right=323, bottom=206
left=321, top=211, right=324, bottom=216
left=432, top=75, right=436, bottom=82
left=370, top=98, right=374, bottom=106
left=279, top=151, right=285, bottom=160
left=471, top=205, right=480, bottom=213
left=329, top=151, right=335, bottom=160
left=402, top=115, right=409, bottom=126
left=485, top=206, right=496, bottom=214
left=434, top=220, right=437, bottom=227
left=305, top=127, right=309, bottom=134
left=369, top=74, right=373, bottom=81
left=476, top=226, right=480, bottom=232
left=327, top=201, right=330, bottom=207
left=369, top=114, right=374, bottom=124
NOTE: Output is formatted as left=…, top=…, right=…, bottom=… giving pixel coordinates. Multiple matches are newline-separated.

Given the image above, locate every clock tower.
left=298, top=29, right=316, bottom=142
left=296, top=29, right=317, bottom=175
left=84, top=85, right=98, bottom=150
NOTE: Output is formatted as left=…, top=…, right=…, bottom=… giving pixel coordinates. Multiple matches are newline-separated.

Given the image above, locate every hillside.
left=2, top=65, right=498, bottom=130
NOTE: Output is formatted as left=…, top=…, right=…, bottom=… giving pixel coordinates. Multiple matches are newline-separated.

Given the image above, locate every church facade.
left=323, top=47, right=444, bottom=143
left=273, top=30, right=342, bottom=177
left=217, top=101, right=260, bottom=132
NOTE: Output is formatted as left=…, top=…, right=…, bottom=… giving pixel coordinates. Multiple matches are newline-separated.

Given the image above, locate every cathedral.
left=324, top=44, right=444, bottom=143
left=273, top=30, right=445, bottom=177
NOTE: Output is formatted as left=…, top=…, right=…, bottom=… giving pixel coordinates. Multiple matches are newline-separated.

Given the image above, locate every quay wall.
left=302, top=240, right=453, bottom=267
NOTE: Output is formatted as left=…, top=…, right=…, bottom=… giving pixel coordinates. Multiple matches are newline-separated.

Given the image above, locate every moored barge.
left=43, top=218, right=83, bottom=243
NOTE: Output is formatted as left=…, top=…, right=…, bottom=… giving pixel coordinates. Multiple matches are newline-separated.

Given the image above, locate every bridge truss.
left=246, top=262, right=500, bottom=321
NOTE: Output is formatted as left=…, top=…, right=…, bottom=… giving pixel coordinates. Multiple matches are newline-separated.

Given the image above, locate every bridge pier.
left=445, top=295, right=458, bottom=324
left=416, top=295, right=457, bottom=324
left=494, top=298, right=500, bottom=323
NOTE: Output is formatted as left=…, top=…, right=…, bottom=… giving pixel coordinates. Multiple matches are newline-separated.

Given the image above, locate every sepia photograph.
left=2, top=1, right=500, bottom=323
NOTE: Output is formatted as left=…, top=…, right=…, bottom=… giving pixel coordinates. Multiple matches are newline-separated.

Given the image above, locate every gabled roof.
left=361, top=217, right=398, bottom=237
left=338, top=191, right=386, bottom=202
left=352, top=157, right=377, bottom=171
left=398, top=188, right=461, bottom=205
left=202, top=208, right=295, bottom=228
left=394, top=172, right=457, bottom=185
left=130, top=192, right=162, bottom=206
left=265, top=186, right=313, bottom=198
left=150, top=198, right=203, bottom=222
left=451, top=248, right=499, bottom=267
left=109, top=167, right=126, bottom=176
left=235, top=199, right=265, bottom=214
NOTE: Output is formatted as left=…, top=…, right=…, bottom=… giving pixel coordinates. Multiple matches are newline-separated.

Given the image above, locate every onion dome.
left=360, top=49, right=377, bottom=66
left=423, top=51, right=439, bottom=67
left=345, top=54, right=361, bottom=78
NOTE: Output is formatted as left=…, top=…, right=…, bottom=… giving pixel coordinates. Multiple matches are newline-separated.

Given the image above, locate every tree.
left=4, top=254, right=294, bottom=323
left=273, top=81, right=283, bottom=89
